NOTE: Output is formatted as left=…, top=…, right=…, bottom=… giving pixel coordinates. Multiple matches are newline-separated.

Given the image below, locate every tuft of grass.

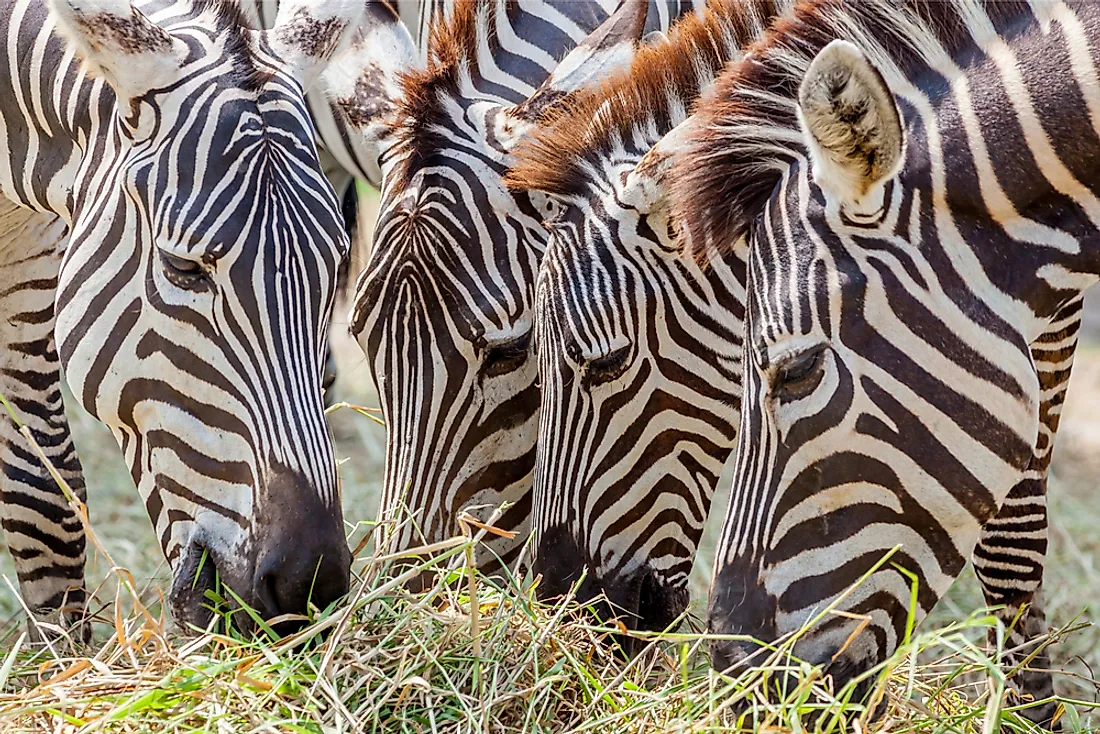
left=0, top=511, right=1096, bottom=733
left=0, top=358, right=1098, bottom=731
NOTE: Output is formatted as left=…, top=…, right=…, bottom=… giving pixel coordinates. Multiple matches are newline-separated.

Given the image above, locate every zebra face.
left=344, top=0, right=659, bottom=569
left=530, top=176, right=740, bottom=636
left=703, top=40, right=1041, bottom=686
left=49, top=0, right=357, bottom=631
left=353, top=163, right=542, bottom=568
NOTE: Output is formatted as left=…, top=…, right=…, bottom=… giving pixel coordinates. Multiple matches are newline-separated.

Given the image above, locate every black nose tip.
left=321, top=346, right=338, bottom=404
left=534, top=525, right=689, bottom=649
left=254, top=537, right=350, bottom=622
left=709, top=638, right=765, bottom=674
left=252, top=470, right=351, bottom=631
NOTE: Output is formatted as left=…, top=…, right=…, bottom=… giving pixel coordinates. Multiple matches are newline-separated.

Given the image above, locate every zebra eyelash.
left=772, top=345, right=827, bottom=402
left=159, top=250, right=211, bottom=291
left=583, top=345, right=632, bottom=387
left=482, top=331, right=532, bottom=378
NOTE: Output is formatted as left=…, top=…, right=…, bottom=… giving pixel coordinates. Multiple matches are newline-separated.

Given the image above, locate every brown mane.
left=506, top=0, right=785, bottom=198
left=393, top=0, right=505, bottom=174
left=670, top=0, right=1036, bottom=259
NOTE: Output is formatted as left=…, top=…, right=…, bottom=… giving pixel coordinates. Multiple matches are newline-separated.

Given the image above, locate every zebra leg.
left=0, top=200, right=89, bottom=642
left=972, top=298, right=1081, bottom=728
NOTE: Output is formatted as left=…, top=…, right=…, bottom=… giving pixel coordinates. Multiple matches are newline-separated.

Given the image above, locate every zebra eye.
left=585, top=345, right=631, bottom=387
left=774, top=345, right=827, bottom=401
left=483, top=332, right=531, bottom=378
left=160, top=251, right=208, bottom=290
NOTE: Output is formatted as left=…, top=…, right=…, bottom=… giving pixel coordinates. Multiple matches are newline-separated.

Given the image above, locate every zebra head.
left=522, top=123, right=740, bottom=637
left=49, top=0, right=362, bottom=631
left=344, top=1, right=656, bottom=570
left=506, top=0, right=782, bottom=638
left=674, top=8, right=1052, bottom=688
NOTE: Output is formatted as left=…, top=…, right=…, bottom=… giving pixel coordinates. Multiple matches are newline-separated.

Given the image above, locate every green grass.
left=0, top=387, right=1097, bottom=731
left=0, top=514, right=1094, bottom=733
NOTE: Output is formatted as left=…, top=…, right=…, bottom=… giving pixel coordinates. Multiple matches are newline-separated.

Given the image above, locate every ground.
left=1, top=190, right=1098, bottom=722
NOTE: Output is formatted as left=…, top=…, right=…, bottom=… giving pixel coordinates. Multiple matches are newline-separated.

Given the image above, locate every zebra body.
left=0, top=0, right=386, bottom=634
left=345, top=0, right=700, bottom=574
left=673, top=0, right=1098, bottom=723
left=505, top=0, right=784, bottom=636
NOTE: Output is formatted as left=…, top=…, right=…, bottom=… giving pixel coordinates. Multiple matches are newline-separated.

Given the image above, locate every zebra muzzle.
left=168, top=541, right=221, bottom=633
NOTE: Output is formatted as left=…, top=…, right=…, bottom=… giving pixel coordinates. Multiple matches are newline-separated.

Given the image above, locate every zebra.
left=671, top=0, right=1097, bottom=724
left=0, top=0, right=398, bottom=637
left=504, top=0, right=786, bottom=639
left=241, top=0, right=424, bottom=400
left=342, top=0, right=700, bottom=576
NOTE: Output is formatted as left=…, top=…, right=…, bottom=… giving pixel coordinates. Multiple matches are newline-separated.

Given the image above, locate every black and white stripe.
left=0, top=0, right=375, bottom=635
left=506, top=0, right=785, bottom=636
left=674, top=1, right=1098, bottom=723
left=346, top=0, right=699, bottom=574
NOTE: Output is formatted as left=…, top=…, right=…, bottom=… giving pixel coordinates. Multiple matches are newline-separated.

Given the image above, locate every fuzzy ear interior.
left=323, top=1, right=418, bottom=185
left=264, top=0, right=367, bottom=92
left=620, top=117, right=697, bottom=215
left=797, top=39, right=904, bottom=213
left=49, top=0, right=186, bottom=103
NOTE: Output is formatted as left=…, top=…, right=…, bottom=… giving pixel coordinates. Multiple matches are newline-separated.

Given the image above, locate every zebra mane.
left=505, top=0, right=783, bottom=199
left=395, top=0, right=507, bottom=174
left=670, top=0, right=1037, bottom=258
left=194, top=0, right=272, bottom=91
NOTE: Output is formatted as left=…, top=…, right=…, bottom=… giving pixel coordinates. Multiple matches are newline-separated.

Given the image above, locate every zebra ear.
left=798, top=40, right=904, bottom=213
left=620, top=117, right=696, bottom=215
left=264, top=0, right=367, bottom=92
left=48, top=0, right=187, bottom=103
left=324, top=2, right=418, bottom=180
left=507, top=0, right=648, bottom=123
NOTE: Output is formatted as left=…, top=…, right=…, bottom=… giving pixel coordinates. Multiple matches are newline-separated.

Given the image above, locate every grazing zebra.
left=0, top=0, right=390, bottom=636
left=672, top=0, right=1097, bottom=723
left=504, top=0, right=786, bottom=637
left=343, top=0, right=700, bottom=573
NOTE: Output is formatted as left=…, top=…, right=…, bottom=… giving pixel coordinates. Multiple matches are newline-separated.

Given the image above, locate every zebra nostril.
left=252, top=541, right=350, bottom=628
left=255, top=568, right=281, bottom=617
left=321, top=347, right=338, bottom=399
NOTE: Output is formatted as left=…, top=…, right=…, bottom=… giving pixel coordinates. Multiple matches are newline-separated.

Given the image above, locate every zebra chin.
left=533, top=526, right=689, bottom=653
left=168, top=541, right=221, bottom=633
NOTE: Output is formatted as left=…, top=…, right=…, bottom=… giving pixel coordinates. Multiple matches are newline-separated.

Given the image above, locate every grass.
left=0, top=505, right=1095, bottom=733
left=0, top=394, right=1097, bottom=732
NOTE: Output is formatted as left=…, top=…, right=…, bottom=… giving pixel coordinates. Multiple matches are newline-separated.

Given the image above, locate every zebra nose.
left=254, top=538, right=350, bottom=625
left=709, top=638, right=761, bottom=674
left=533, top=525, right=689, bottom=647
left=707, top=556, right=779, bottom=669
left=252, top=473, right=351, bottom=627
left=321, top=345, right=338, bottom=405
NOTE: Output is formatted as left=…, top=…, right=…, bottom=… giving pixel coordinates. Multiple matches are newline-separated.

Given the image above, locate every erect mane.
left=506, top=0, right=784, bottom=199
left=191, top=0, right=272, bottom=91
left=670, top=0, right=1037, bottom=258
left=393, top=0, right=505, bottom=174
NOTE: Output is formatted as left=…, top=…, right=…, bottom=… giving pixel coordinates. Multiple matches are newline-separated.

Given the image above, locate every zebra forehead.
left=670, top=0, right=1039, bottom=262
left=505, top=0, right=780, bottom=199
left=392, top=0, right=507, bottom=180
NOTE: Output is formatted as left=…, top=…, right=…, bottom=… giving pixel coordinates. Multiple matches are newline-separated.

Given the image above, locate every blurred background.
left=1, top=186, right=1097, bottom=706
